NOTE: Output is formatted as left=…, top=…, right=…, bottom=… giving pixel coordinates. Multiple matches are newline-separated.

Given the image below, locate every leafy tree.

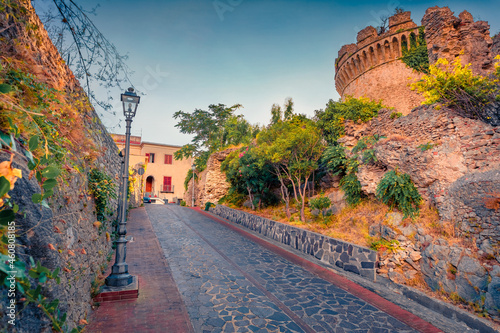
left=221, top=146, right=278, bottom=209
left=173, top=103, right=254, bottom=169
left=315, top=97, right=384, bottom=145
left=269, top=97, right=295, bottom=125
left=257, top=116, right=325, bottom=221
left=222, top=115, right=260, bottom=147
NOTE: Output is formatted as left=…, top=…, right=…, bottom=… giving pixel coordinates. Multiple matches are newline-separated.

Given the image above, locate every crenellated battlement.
left=335, top=11, right=421, bottom=98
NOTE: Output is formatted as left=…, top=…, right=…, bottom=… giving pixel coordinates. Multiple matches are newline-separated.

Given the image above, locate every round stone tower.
left=335, top=11, right=424, bottom=115
left=335, top=7, right=499, bottom=115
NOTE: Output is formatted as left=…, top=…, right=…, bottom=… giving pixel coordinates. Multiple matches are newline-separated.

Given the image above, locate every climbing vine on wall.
left=401, top=27, right=430, bottom=73
left=88, top=168, right=116, bottom=222
left=0, top=57, right=94, bottom=332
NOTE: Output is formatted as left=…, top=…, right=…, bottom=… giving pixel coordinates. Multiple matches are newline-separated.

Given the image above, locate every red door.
left=146, top=176, right=153, bottom=193
left=163, top=176, right=172, bottom=192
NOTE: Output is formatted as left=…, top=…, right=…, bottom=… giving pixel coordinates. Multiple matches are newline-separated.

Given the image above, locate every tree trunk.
left=274, top=166, right=291, bottom=218
left=247, top=186, right=255, bottom=210
left=298, top=175, right=310, bottom=222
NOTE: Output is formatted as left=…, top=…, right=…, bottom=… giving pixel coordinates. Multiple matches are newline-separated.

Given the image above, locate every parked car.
left=143, top=197, right=151, bottom=203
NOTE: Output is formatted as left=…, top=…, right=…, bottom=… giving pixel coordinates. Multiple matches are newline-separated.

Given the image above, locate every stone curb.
left=205, top=207, right=499, bottom=333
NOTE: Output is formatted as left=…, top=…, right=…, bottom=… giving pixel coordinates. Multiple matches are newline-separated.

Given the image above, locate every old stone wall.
left=422, top=7, right=497, bottom=75
left=188, top=147, right=239, bottom=207
left=1, top=1, right=120, bottom=332
left=210, top=205, right=377, bottom=280
left=339, top=105, right=500, bottom=255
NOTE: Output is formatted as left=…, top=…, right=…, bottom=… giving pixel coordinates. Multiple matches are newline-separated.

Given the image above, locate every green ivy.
left=401, top=27, right=430, bottom=73
left=184, top=168, right=198, bottom=191
left=88, top=169, right=117, bottom=222
left=376, top=169, right=422, bottom=219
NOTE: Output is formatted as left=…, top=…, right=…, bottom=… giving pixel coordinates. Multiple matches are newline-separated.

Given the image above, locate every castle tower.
left=335, top=7, right=500, bottom=115
left=334, top=11, right=424, bottom=115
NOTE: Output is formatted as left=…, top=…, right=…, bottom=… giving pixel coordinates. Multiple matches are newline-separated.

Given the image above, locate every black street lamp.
left=105, top=87, right=140, bottom=287
left=191, top=164, right=195, bottom=207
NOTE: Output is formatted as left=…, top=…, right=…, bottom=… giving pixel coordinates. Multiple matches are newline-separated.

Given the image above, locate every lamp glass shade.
left=121, top=89, right=140, bottom=119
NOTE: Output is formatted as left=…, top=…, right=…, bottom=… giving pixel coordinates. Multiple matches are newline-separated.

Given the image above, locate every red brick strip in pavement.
left=87, top=207, right=194, bottom=333
left=193, top=207, right=442, bottom=333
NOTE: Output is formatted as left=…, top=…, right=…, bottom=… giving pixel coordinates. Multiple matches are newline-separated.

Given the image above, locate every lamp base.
left=105, top=272, right=135, bottom=287
left=95, top=275, right=139, bottom=303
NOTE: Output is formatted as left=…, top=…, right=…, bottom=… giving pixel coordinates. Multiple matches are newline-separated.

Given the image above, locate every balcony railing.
left=160, top=185, right=174, bottom=193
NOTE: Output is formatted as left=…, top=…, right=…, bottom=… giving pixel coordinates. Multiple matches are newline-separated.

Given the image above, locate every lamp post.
left=106, top=87, right=140, bottom=288
left=115, top=150, right=125, bottom=226
left=191, top=164, right=195, bottom=207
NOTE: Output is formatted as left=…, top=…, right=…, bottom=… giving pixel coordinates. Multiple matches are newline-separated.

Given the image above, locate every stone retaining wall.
left=210, top=205, right=377, bottom=281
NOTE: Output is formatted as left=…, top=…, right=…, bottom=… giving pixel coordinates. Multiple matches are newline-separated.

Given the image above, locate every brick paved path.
left=147, top=205, right=441, bottom=333
left=87, top=207, right=193, bottom=333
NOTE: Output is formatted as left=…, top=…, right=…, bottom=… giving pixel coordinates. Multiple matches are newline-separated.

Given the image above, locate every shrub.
left=390, top=112, right=403, bottom=119
left=411, top=56, right=500, bottom=121
left=417, top=142, right=437, bottom=151
left=309, top=194, right=331, bottom=217
left=340, top=173, right=362, bottom=206
left=369, top=239, right=400, bottom=252
left=362, top=149, right=377, bottom=164
left=352, top=135, right=384, bottom=165
left=315, top=97, right=385, bottom=144
left=340, top=158, right=362, bottom=206
left=376, top=169, right=422, bottom=219
left=321, top=144, right=347, bottom=176
left=180, top=200, right=186, bottom=206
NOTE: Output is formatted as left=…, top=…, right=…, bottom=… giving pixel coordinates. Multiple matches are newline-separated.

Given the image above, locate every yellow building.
left=111, top=134, right=192, bottom=205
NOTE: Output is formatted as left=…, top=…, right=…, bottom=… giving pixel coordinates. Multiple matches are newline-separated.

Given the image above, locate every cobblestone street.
left=147, top=205, right=437, bottom=333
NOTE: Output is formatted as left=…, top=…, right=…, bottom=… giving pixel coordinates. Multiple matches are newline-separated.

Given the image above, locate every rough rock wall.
left=188, top=147, right=239, bottom=207
left=1, top=1, right=120, bottom=331
left=341, top=105, right=500, bottom=316
left=422, top=7, right=498, bottom=75
left=492, top=34, right=500, bottom=59
left=339, top=105, right=500, bottom=251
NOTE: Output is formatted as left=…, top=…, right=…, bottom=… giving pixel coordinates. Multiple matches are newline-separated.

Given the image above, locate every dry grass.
left=238, top=199, right=390, bottom=247
left=484, top=192, right=500, bottom=211
left=325, top=201, right=389, bottom=246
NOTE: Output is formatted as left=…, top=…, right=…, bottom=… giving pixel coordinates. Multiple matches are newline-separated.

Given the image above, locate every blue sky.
left=35, top=0, right=500, bottom=145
